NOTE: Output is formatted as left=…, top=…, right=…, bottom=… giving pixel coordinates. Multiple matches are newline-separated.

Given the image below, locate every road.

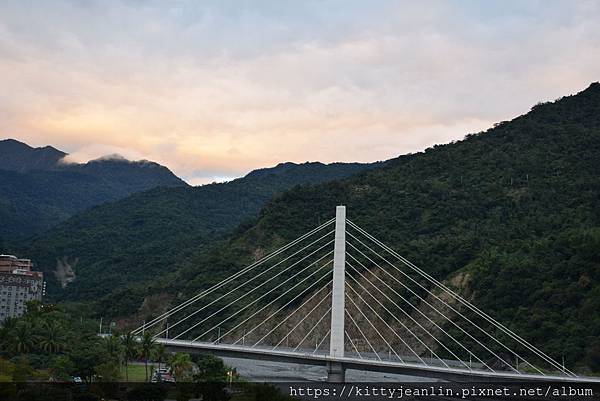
left=221, top=357, right=440, bottom=382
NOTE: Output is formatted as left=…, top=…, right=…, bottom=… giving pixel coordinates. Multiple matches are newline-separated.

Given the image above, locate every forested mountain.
left=122, top=83, right=599, bottom=370
left=9, top=161, right=380, bottom=300
left=0, top=139, right=186, bottom=238
left=0, top=139, right=66, bottom=171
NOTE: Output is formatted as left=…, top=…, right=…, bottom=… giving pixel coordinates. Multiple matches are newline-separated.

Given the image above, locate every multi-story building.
left=0, top=254, right=45, bottom=322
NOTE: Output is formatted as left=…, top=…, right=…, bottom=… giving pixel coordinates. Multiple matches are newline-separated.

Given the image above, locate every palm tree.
left=140, top=332, right=156, bottom=382
left=37, top=321, right=66, bottom=353
left=0, top=316, right=18, bottom=333
left=101, top=334, right=123, bottom=362
left=168, top=352, right=193, bottom=382
left=152, top=343, right=168, bottom=373
left=11, top=321, right=37, bottom=353
left=121, top=332, right=138, bottom=382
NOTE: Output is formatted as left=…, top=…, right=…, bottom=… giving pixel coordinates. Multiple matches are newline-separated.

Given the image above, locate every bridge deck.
left=157, top=338, right=600, bottom=383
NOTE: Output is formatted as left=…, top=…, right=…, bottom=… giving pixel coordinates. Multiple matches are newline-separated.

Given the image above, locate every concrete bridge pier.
left=327, top=361, right=345, bottom=383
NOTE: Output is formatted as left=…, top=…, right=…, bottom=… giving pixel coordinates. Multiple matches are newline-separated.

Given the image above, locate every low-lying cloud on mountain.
left=60, top=144, right=148, bottom=166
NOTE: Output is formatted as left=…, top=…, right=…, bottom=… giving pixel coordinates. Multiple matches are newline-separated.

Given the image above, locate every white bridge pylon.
left=330, top=206, right=346, bottom=359
left=134, top=206, right=587, bottom=382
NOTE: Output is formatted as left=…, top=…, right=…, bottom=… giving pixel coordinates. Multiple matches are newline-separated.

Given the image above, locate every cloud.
left=61, top=144, right=146, bottom=164
left=0, top=0, right=599, bottom=183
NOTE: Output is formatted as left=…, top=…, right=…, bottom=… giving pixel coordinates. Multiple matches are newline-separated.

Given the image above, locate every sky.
left=1, top=1, right=599, bottom=185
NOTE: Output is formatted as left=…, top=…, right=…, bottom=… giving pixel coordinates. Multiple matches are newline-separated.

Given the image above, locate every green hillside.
left=9, top=161, right=380, bottom=301
left=0, top=140, right=187, bottom=238
left=136, top=83, right=600, bottom=370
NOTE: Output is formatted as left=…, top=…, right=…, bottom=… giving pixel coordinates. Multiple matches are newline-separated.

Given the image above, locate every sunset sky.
left=1, top=1, right=599, bottom=184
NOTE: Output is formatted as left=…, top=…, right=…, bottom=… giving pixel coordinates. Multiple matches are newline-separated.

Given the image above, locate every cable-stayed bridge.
left=134, top=206, right=599, bottom=383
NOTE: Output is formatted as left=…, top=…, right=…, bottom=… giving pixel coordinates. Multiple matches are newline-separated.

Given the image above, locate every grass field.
left=121, top=363, right=159, bottom=382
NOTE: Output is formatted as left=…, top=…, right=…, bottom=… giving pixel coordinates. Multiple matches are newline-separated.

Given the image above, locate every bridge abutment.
left=326, top=361, right=345, bottom=383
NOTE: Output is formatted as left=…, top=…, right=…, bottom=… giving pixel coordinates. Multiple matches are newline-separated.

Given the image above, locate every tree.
left=250, top=384, right=289, bottom=401
left=126, top=383, right=168, bottom=401
left=0, top=322, right=14, bottom=356
left=152, top=343, right=168, bottom=373
left=586, top=341, right=600, bottom=373
left=95, top=361, right=122, bottom=382
left=0, top=316, right=18, bottom=332
left=11, top=356, right=35, bottom=382
left=10, top=321, right=37, bottom=353
left=140, top=332, right=156, bottom=382
left=48, top=355, right=75, bottom=381
left=168, top=353, right=193, bottom=382
left=194, top=354, right=228, bottom=382
left=68, top=339, right=104, bottom=382
left=101, top=335, right=123, bottom=363
left=23, top=300, right=43, bottom=319
left=121, top=331, right=138, bottom=382
left=37, top=321, right=66, bottom=354
left=0, top=358, right=15, bottom=382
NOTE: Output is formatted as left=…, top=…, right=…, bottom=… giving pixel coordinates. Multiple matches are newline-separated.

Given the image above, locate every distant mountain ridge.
left=0, top=139, right=187, bottom=238
left=9, top=159, right=383, bottom=300
left=0, top=139, right=67, bottom=172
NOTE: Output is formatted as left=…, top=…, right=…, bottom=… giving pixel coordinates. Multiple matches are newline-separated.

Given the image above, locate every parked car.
left=151, top=370, right=175, bottom=383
